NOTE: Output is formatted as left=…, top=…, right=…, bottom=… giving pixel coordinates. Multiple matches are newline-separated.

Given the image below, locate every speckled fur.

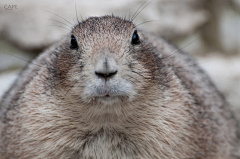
left=0, top=15, right=238, bottom=159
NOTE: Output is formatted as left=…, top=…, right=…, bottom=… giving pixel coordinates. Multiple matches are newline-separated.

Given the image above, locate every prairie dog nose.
left=95, top=57, right=118, bottom=79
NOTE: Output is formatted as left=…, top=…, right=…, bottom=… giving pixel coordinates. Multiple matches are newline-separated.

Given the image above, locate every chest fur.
left=75, top=131, right=140, bottom=159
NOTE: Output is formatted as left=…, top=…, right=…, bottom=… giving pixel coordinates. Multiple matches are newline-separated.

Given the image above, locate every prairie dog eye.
left=70, top=34, right=78, bottom=49
left=131, top=30, right=140, bottom=45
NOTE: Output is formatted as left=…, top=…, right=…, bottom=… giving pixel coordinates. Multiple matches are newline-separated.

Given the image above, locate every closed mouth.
left=93, top=93, right=124, bottom=101
left=93, top=95, right=118, bottom=103
left=99, top=93, right=115, bottom=100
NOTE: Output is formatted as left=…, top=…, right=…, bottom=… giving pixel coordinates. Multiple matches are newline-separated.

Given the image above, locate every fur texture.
left=0, top=15, right=238, bottom=159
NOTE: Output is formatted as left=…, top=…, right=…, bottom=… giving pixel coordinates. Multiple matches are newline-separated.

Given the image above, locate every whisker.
left=61, top=79, right=79, bottom=103
left=131, top=0, right=153, bottom=22
left=119, top=47, right=133, bottom=59
left=72, top=76, right=85, bottom=93
left=162, top=37, right=200, bottom=61
left=75, top=2, right=80, bottom=24
left=47, top=18, right=72, bottom=29
left=136, top=20, right=160, bottom=27
left=72, top=17, right=77, bottom=26
left=126, top=74, right=141, bottom=83
left=121, top=104, right=129, bottom=119
left=50, top=73, right=80, bottom=89
left=41, top=9, right=74, bottom=27
left=51, top=78, right=69, bottom=89
left=173, top=61, right=210, bottom=69
left=121, top=12, right=128, bottom=20
left=131, top=1, right=147, bottom=22
left=2, top=52, right=42, bottom=68
left=47, top=25, right=72, bottom=31
left=80, top=15, right=84, bottom=22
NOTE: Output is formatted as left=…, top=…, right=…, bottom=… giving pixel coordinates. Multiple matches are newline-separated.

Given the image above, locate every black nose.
left=95, top=70, right=118, bottom=78
left=95, top=57, right=118, bottom=79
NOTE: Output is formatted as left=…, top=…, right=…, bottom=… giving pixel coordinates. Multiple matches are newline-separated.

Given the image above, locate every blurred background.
left=0, top=0, right=239, bottom=117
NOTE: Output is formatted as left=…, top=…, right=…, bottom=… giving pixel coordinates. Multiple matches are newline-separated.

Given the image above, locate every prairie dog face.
left=53, top=16, right=158, bottom=108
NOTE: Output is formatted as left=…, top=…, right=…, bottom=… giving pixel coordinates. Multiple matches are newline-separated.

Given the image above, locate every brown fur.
left=0, top=15, right=238, bottom=159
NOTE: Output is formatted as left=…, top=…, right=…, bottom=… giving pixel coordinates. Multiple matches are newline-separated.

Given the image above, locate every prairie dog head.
left=51, top=16, right=161, bottom=119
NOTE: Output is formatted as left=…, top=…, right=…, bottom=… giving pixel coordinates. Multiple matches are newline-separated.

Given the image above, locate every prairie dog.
left=0, top=15, right=238, bottom=159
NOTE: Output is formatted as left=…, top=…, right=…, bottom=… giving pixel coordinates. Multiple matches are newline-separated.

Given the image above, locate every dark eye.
left=70, top=34, right=78, bottom=49
left=131, top=30, right=140, bottom=45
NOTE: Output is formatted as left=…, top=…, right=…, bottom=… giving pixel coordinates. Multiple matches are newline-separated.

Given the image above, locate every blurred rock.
left=0, top=40, right=36, bottom=72
left=0, top=0, right=209, bottom=51
left=202, top=0, right=240, bottom=53
left=197, top=54, right=240, bottom=110
left=231, top=0, right=240, bottom=11
left=0, top=70, right=19, bottom=98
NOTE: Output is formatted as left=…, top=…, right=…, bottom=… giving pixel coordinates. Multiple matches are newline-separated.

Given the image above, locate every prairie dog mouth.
left=83, top=78, right=136, bottom=104
left=95, top=94, right=120, bottom=100
left=93, top=96, right=122, bottom=105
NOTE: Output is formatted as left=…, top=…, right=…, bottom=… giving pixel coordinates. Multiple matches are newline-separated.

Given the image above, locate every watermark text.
left=4, top=5, right=17, bottom=10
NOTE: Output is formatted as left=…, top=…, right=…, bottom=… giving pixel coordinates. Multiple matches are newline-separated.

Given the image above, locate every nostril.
left=95, top=70, right=118, bottom=79
left=108, top=70, right=117, bottom=77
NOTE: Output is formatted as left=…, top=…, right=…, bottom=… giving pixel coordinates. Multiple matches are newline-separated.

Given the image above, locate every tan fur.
left=0, top=15, right=238, bottom=159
